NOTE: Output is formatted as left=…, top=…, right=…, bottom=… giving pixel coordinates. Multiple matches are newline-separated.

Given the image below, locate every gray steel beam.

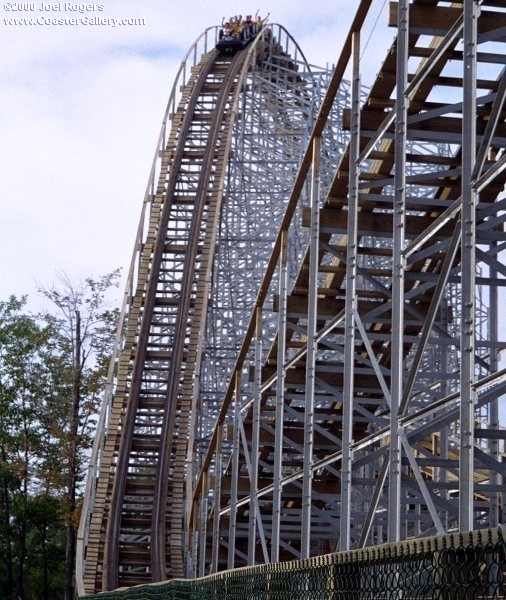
left=239, top=421, right=269, bottom=563
left=400, top=225, right=462, bottom=415
left=227, top=374, right=240, bottom=569
left=340, top=29, right=361, bottom=552
left=473, top=67, right=506, bottom=181
left=248, top=308, right=262, bottom=564
left=197, top=475, right=208, bottom=577
left=211, top=426, right=223, bottom=573
left=271, top=230, right=289, bottom=563
left=488, top=235, right=501, bottom=528
left=388, top=0, right=409, bottom=543
left=301, top=136, right=321, bottom=559
left=459, top=0, right=479, bottom=533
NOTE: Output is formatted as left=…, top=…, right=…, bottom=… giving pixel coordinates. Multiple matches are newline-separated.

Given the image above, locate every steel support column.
left=459, top=0, right=479, bottom=533
left=211, top=426, right=223, bottom=573
left=489, top=239, right=500, bottom=528
left=227, top=374, right=241, bottom=569
left=197, top=474, right=208, bottom=577
left=388, top=0, right=409, bottom=543
left=301, top=137, right=321, bottom=559
left=340, top=30, right=361, bottom=552
left=271, top=230, right=289, bottom=563
left=248, top=307, right=263, bottom=564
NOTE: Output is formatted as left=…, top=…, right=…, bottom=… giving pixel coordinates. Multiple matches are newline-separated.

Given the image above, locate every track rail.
left=102, top=48, right=249, bottom=588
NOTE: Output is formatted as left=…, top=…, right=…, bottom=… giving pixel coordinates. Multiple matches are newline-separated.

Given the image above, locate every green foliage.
left=0, top=295, right=55, bottom=599
left=24, top=494, right=67, bottom=600
left=0, top=271, right=120, bottom=599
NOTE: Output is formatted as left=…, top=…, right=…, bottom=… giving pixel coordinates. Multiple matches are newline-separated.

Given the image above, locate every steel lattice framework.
left=77, top=1, right=506, bottom=596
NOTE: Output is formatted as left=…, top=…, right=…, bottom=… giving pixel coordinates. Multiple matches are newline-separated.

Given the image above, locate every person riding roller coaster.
left=217, top=12, right=268, bottom=54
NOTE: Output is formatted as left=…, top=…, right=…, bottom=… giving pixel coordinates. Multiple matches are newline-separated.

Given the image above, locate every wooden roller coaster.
left=77, top=23, right=324, bottom=594
left=77, top=1, right=506, bottom=596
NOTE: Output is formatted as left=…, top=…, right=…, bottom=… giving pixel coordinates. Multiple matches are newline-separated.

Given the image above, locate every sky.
left=1, top=0, right=394, bottom=311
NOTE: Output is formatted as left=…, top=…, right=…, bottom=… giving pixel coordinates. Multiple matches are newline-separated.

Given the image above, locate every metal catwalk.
left=77, top=1, right=506, bottom=596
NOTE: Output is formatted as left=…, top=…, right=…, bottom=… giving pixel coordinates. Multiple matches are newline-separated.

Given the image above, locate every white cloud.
left=1, top=0, right=393, bottom=310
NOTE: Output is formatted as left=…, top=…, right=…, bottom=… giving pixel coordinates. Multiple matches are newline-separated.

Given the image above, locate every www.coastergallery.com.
left=4, top=15, right=146, bottom=25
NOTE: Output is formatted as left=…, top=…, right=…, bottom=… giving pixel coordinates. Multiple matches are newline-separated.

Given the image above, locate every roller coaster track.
left=77, top=24, right=331, bottom=594
left=78, top=1, right=506, bottom=596
left=104, top=47, right=249, bottom=586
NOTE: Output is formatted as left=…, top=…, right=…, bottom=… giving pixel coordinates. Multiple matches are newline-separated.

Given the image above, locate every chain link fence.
left=82, top=526, right=506, bottom=599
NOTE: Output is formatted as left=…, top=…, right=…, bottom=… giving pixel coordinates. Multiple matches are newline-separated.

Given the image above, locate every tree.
left=24, top=494, right=66, bottom=600
left=38, top=270, right=120, bottom=600
left=0, top=271, right=120, bottom=599
left=0, top=296, right=55, bottom=599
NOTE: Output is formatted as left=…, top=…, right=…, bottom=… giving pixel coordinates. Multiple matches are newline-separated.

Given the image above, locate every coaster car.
left=216, top=14, right=266, bottom=55
left=216, top=33, right=252, bottom=54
